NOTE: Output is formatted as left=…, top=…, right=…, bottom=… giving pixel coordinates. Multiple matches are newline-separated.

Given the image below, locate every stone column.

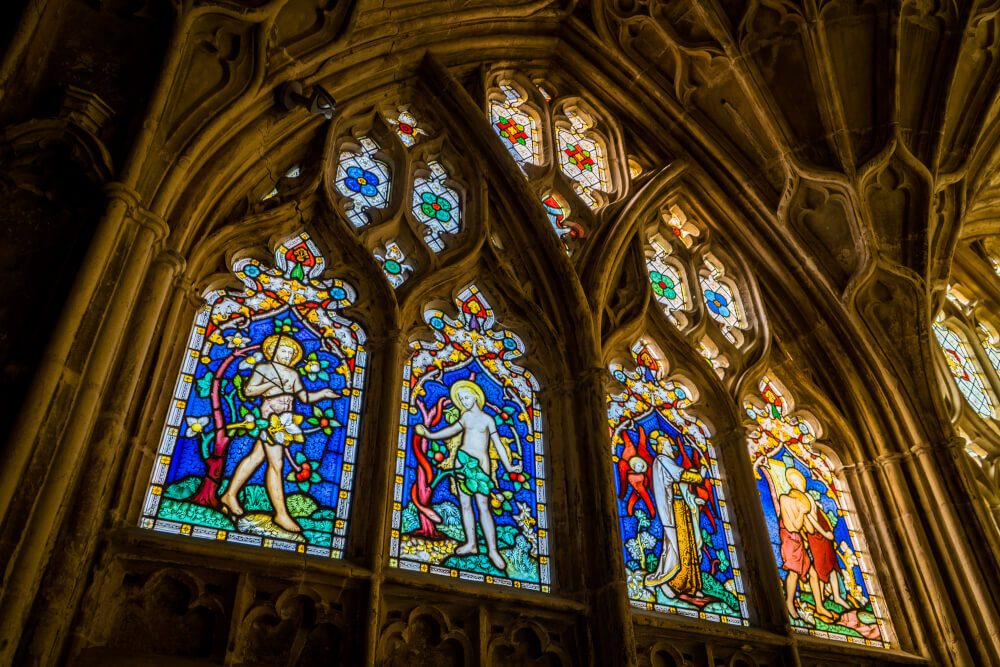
left=0, top=184, right=168, bottom=665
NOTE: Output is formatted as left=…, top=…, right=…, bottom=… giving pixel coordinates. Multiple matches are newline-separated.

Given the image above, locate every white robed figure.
left=644, top=436, right=705, bottom=599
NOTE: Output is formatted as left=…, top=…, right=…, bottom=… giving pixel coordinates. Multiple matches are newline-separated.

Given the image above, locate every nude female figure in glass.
left=415, top=380, right=522, bottom=571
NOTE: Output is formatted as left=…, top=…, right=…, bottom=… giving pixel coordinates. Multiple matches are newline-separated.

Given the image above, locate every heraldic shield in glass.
left=141, top=233, right=366, bottom=558
left=390, top=285, right=550, bottom=591
left=747, top=377, right=895, bottom=647
left=608, top=340, right=750, bottom=625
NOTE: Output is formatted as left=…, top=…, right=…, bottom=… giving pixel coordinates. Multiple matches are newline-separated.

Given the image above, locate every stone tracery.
left=3, top=1, right=1000, bottom=665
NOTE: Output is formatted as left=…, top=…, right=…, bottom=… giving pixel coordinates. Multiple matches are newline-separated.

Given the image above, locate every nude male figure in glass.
left=220, top=334, right=339, bottom=533
left=416, top=380, right=522, bottom=571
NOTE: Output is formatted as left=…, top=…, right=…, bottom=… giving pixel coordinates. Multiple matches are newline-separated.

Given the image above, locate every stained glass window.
left=747, top=377, right=895, bottom=647
left=990, top=255, right=1000, bottom=277
left=700, top=259, right=744, bottom=344
left=390, top=285, right=549, bottom=591
left=535, top=82, right=552, bottom=103
left=374, top=241, right=413, bottom=288
left=412, top=161, right=462, bottom=252
left=541, top=192, right=582, bottom=253
left=979, top=323, right=1000, bottom=375
left=141, top=233, right=367, bottom=558
left=335, top=137, right=391, bottom=228
left=556, top=110, right=610, bottom=209
left=387, top=107, right=426, bottom=147
left=608, top=340, right=749, bottom=624
left=645, top=237, right=686, bottom=324
left=933, top=321, right=996, bottom=418
left=490, top=83, right=541, bottom=169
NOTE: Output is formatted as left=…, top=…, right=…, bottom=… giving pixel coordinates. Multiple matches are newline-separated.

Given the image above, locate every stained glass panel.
left=978, top=323, right=1000, bottom=374
left=390, top=285, right=549, bottom=591
left=646, top=238, right=686, bottom=324
left=699, top=259, right=743, bottom=344
left=491, top=83, right=541, bottom=169
left=933, top=321, right=995, bottom=418
left=335, top=137, right=391, bottom=228
left=374, top=241, right=413, bottom=288
left=556, top=111, right=609, bottom=209
left=747, top=378, right=895, bottom=647
left=141, top=233, right=366, bottom=558
left=387, top=107, right=426, bottom=147
left=412, top=161, right=462, bottom=252
left=542, top=192, right=582, bottom=253
left=665, top=211, right=699, bottom=248
left=608, top=340, right=749, bottom=624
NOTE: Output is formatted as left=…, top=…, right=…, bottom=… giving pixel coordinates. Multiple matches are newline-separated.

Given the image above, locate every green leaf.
left=195, top=372, right=213, bottom=399
left=502, top=490, right=513, bottom=499
left=309, top=473, right=321, bottom=483
left=286, top=471, right=297, bottom=482
left=295, top=451, right=307, bottom=463
left=291, top=262, right=305, bottom=281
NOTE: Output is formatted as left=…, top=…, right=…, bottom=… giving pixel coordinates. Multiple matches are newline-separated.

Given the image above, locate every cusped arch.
left=742, top=374, right=897, bottom=647
left=138, top=231, right=371, bottom=560
left=606, top=337, right=751, bottom=625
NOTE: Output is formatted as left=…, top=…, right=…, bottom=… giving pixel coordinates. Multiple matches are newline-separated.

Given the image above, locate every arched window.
left=555, top=108, right=610, bottom=209
left=746, top=377, right=895, bottom=647
left=645, top=235, right=688, bottom=325
left=489, top=81, right=542, bottom=169
left=412, top=161, right=463, bottom=253
left=390, top=286, right=549, bottom=591
left=141, top=233, right=366, bottom=558
left=335, top=136, right=392, bottom=228
left=933, top=319, right=996, bottom=419
left=699, top=256, right=746, bottom=345
left=486, top=74, right=620, bottom=255
left=608, top=340, right=749, bottom=625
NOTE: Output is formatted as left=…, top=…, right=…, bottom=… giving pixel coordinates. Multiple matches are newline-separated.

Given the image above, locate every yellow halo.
left=450, top=379, right=485, bottom=411
left=262, top=333, right=304, bottom=365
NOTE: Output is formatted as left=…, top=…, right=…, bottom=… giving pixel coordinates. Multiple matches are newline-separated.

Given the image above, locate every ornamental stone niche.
left=4, top=1, right=1000, bottom=666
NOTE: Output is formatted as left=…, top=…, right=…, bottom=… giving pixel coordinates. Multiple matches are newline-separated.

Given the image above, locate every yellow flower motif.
left=267, top=412, right=304, bottom=446
left=208, top=331, right=225, bottom=345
